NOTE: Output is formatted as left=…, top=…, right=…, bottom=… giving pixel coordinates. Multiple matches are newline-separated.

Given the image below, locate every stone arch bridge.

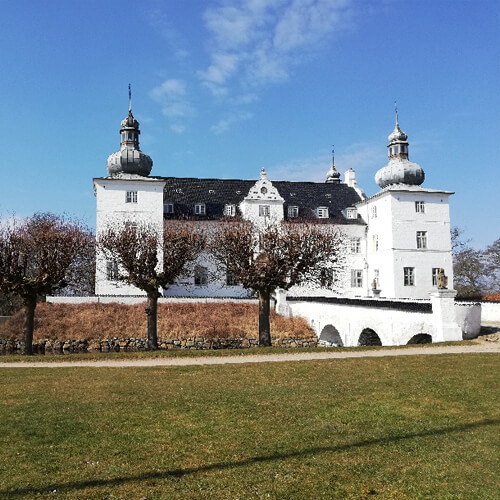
left=276, top=292, right=472, bottom=347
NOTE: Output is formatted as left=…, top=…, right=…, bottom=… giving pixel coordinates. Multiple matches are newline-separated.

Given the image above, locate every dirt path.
left=1, top=342, right=498, bottom=368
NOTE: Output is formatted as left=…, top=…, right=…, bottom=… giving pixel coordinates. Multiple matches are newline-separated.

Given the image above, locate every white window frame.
left=371, top=205, right=377, bottom=218
left=164, top=203, right=174, bottom=214
left=317, top=207, right=329, bottom=218
left=226, top=270, right=238, bottom=286
left=415, top=201, right=425, bottom=213
left=194, top=203, right=206, bottom=215
left=373, top=269, right=379, bottom=288
left=350, top=237, right=361, bottom=254
left=432, top=267, right=440, bottom=287
left=259, top=205, right=270, bottom=217
left=126, top=191, right=137, bottom=204
left=346, top=208, right=357, bottom=219
left=404, top=267, right=415, bottom=286
left=287, top=205, right=299, bottom=218
left=106, top=260, right=119, bottom=281
left=351, top=269, right=363, bottom=288
left=224, top=204, right=236, bottom=217
left=373, top=234, right=379, bottom=252
left=194, top=265, right=208, bottom=286
left=416, top=231, right=427, bottom=249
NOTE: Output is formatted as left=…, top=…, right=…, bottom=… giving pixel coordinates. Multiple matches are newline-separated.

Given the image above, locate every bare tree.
left=211, top=221, right=344, bottom=346
left=98, top=221, right=205, bottom=349
left=0, top=213, right=94, bottom=354
left=484, top=238, right=500, bottom=291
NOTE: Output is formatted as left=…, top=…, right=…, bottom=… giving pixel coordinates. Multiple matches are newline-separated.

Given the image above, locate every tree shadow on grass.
left=3, top=418, right=499, bottom=498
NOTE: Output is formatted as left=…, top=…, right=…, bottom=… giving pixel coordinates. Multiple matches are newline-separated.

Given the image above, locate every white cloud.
left=170, top=124, right=186, bottom=134
left=150, top=78, right=194, bottom=121
left=198, top=52, right=242, bottom=87
left=150, top=79, right=186, bottom=100
left=199, top=0, right=353, bottom=94
left=210, top=111, right=253, bottom=134
left=146, top=8, right=190, bottom=61
left=267, top=143, right=382, bottom=182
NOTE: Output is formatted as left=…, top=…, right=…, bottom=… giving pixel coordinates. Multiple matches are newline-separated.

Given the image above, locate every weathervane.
left=394, top=100, right=399, bottom=125
left=331, top=145, right=335, bottom=166
left=128, top=84, right=132, bottom=112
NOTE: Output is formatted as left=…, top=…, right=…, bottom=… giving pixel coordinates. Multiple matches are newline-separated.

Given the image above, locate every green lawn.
left=0, top=354, right=498, bottom=499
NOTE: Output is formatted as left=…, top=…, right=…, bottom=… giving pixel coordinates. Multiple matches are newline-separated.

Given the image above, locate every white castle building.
left=94, top=103, right=454, bottom=301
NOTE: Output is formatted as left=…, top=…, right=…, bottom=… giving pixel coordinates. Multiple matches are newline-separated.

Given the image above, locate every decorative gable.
left=240, top=168, right=284, bottom=227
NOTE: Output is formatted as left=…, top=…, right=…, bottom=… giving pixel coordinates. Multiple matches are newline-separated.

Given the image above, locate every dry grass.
left=0, top=302, right=313, bottom=341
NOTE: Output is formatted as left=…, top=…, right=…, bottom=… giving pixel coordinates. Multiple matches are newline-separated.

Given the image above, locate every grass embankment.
left=0, top=354, right=498, bottom=499
left=0, top=302, right=313, bottom=341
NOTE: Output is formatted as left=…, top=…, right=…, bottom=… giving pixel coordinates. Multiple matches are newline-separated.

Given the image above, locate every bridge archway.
left=319, top=325, right=344, bottom=347
left=358, top=328, right=382, bottom=346
left=407, top=334, right=432, bottom=344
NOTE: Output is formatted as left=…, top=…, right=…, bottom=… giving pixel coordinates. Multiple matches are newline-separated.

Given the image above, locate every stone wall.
left=0, top=336, right=318, bottom=355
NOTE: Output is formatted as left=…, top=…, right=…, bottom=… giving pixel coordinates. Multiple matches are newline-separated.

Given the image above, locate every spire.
left=387, top=103, right=408, bottom=157
left=106, top=87, right=153, bottom=177
left=326, top=144, right=341, bottom=183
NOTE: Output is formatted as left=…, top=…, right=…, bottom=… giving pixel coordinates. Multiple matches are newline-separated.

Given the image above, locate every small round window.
left=261, top=187, right=267, bottom=194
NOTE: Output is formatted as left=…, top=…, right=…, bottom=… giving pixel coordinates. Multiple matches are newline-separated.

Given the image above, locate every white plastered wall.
left=94, top=176, right=166, bottom=295
left=358, top=188, right=453, bottom=300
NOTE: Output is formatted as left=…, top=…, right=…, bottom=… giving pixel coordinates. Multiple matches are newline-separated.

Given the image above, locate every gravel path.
left=1, top=343, right=498, bottom=368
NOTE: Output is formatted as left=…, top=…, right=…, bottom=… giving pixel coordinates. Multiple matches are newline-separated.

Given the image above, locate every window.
left=404, top=267, right=415, bottom=286
left=164, top=203, right=174, bottom=214
left=317, top=207, right=329, bottom=218
left=259, top=205, right=270, bottom=217
left=194, top=266, right=208, bottom=286
left=350, top=237, right=361, bottom=254
left=288, top=206, right=299, bottom=218
left=416, top=231, right=427, bottom=249
left=372, top=234, right=379, bottom=252
left=371, top=205, right=377, bottom=218
left=224, top=204, right=236, bottom=217
left=194, top=203, right=206, bottom=215
left=415, top=201, right=425, bottom=213
left=346, top=208, right=357, bottom=219
left=432, top=268, right=440, bottom=287
left=106, top=260, right=118, bottom=281
left=320, top=268, right=334, bottom=288
left=373, top=269, right=380, bottom=288
left=351, top=269, right=363, bottom=288
left=226, top=270, right=238, bottom=286
left=126, top=191, right=137, bottom=203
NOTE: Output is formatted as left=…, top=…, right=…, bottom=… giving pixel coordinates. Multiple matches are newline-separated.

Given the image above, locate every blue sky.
left=1, top=0, right=498, bottom=248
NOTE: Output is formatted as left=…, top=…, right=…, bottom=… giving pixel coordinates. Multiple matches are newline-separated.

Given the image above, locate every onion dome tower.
left=375, top=106, right=425, bottom=188
left=107, top=85, right=153, bottom=177
left=325, top=146, right=341, bottom=183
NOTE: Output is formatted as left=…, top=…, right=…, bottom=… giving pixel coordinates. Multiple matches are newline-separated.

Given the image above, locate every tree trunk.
left=22, top=294, right=37, bottom=355
left=258, top=290, right=271, bottom=347
left=146, top=294, right=158, bottom=350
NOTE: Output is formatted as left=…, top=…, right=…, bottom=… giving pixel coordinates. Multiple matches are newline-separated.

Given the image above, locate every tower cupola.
left=107, top=85, right=153, bottom=177
left=375, top=107, right=425, bottom=188
left=325, top=146, right=341, bottom=183
left=387, top=107, right=409, bottom=159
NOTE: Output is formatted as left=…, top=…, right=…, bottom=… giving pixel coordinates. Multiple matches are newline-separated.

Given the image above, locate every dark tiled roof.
left=161, top=177, right=365, bottom=224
